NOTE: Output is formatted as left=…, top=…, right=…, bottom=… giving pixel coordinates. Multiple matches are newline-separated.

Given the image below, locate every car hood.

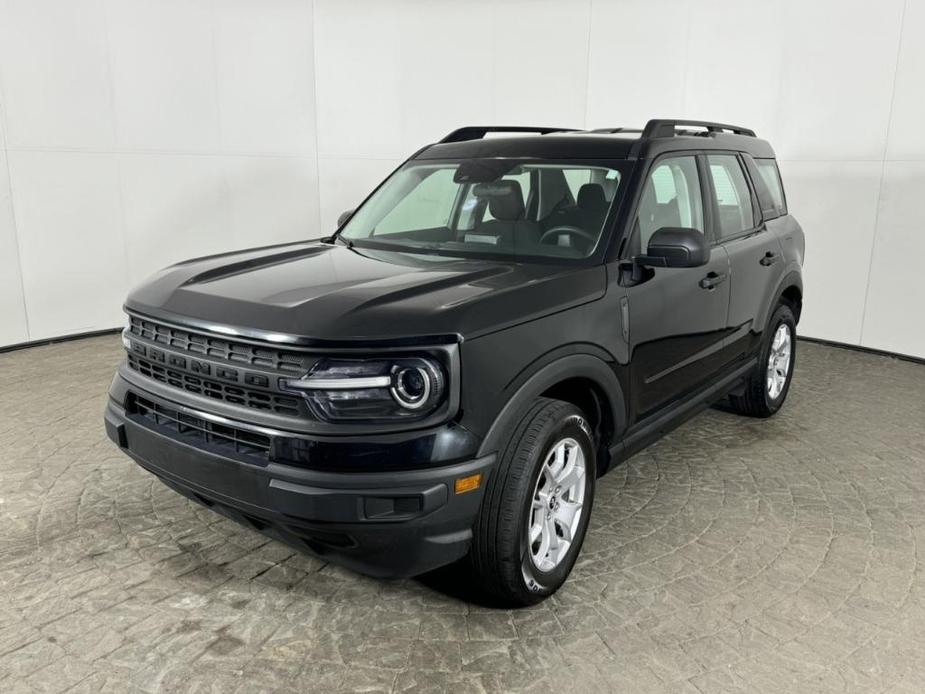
left=125, top=241, right=606, bottom=344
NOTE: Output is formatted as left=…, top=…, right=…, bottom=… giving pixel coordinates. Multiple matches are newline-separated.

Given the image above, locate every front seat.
left=543, top=182, right=609, bottom=234
left=575, top=183, right=608, bottom=224
left=473, top=180, right=540, bottom=249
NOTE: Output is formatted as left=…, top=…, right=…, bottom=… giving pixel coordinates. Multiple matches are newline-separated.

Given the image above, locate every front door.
left=624, top=154, right=732, bottom=420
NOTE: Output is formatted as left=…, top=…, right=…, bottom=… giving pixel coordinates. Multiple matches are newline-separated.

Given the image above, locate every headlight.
left=122, top=315, right=132, bottom=349
left=284, top=356, right=447, bottom=422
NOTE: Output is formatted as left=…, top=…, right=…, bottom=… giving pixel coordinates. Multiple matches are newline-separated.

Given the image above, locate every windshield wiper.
left=328, top=234, right=353, bottom=249
left=320, top=233, right=353, bottom=248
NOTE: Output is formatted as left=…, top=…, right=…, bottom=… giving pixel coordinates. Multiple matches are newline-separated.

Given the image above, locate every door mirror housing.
left=638, top=227, right=709, bottom=268
left=337, top=209, right=355, bottom=228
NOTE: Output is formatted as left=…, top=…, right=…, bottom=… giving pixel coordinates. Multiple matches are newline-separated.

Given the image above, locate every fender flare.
left=476, top=352, right=627, bottom=459
left=756, top=268, right=803, bottom=331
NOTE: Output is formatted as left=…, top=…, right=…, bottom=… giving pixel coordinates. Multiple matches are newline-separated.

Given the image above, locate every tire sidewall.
left=517, top=411, right=595, bottom=600
left=761, top=305, right=797, bottom=413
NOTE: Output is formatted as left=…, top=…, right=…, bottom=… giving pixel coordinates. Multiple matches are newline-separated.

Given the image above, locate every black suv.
left=105, top=119, right=804, bottom=605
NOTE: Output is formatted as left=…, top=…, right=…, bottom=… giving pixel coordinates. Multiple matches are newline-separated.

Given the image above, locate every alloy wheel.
left=526, top=437, right=587, bottom=572
left=766, top=323, right=792, bottom=400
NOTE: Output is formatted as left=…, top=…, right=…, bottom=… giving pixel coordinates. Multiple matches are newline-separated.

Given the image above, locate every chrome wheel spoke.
left=536, top=468, right=552, bottom=500
left=545, top=514, right=559, bottom=553
left=555, top=500, right=582, bottom=537
left=555, top=521, right=572, bottom=545
left=536, top=518, right=551, bottom=560
left=550, top=445, right=566, bottom=477
left=529, top=518, right=543, bottom=544
left=555, top=456, right=583, bottom=491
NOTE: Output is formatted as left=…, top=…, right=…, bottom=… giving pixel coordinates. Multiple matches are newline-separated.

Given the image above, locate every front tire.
left=728, top=303, right=796, bottom=417
left=468, top=398, right=595, bottom=606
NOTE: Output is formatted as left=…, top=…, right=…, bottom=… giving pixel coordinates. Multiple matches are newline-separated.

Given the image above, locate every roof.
left=415, top=120, right=777, bottom=161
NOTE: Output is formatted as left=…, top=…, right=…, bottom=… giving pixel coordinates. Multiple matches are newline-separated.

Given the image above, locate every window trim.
left=701, top=151, right=765, bottom=246
left=768, top=159, right=788, bottom=215
left=749, top=156, right=788, bottom=219
left=741, top=153, right=779, bottom=221
left=619, top=150, right=714, bottom=259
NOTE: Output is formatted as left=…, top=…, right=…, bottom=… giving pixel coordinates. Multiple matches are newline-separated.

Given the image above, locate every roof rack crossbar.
left=641, top=119, right=756, bottom=139
left=438, top=126, right=579, bottom=144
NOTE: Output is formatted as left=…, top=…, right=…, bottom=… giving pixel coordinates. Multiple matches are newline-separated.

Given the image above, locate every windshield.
left=339, top=158, right=629, bottom=262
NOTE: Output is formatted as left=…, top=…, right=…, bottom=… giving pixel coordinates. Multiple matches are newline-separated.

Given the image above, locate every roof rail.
left=584, top=127, right=644, bottom=134
left=438, top=126, right=578, bottom=144
left=641, top=119, right=756, bottom=138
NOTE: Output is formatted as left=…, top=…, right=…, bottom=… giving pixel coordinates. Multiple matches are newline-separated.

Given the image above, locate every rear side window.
left=754, top=158, right=787, bottom=218
left=707, top=155, right=757, bottom=239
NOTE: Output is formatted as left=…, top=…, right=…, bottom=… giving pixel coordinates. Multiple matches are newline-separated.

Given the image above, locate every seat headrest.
left=577, top=183, right=606, bottom=210
left=474, top=180, right=524, bottom=221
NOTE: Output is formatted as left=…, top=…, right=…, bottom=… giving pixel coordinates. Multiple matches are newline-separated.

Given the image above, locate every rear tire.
left=468, top=398, right=595, bottom=606
left=728, top=303, right=796, bottom=418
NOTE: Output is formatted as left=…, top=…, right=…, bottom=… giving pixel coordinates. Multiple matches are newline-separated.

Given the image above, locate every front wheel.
left=728, top=303, right=797, bottom=417
left=468, top=398, right=595, bottom=606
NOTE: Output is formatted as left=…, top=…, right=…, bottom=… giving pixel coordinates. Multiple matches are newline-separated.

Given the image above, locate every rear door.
left=704, top=153, right=785, bottom=362
left=624, top=153, right=732, bottom=419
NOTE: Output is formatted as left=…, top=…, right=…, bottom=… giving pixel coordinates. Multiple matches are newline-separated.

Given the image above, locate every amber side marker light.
left=454, top=473, right=482, bottom=494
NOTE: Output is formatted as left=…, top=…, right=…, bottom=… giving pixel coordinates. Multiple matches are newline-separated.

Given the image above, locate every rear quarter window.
left=745, top=156, right=787, bottom=219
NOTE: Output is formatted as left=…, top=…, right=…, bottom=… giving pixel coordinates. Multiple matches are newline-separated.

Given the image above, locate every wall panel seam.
left=0, top=61, right=32, bottom=339
left=858, top=0, right=908, bottom=346
left=3, top=146, right=315, bottom=158
left=100, top=0, right=132, bottom=314
left=309, top=0, right=323, bottom=232
left=581, top=0, right=593, bottom=129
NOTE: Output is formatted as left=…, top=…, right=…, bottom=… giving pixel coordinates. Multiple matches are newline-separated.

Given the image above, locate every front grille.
left=128, top=316, right=306, bottom=374
left=128, top=393, right=270, bottom=462
left=125, top=314, right=316, bottom=419
left=128, top=354, right=306, bottom=417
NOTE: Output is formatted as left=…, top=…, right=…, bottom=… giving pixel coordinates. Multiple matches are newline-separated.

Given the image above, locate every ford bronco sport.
left=105, top=119, right=804, bottom=605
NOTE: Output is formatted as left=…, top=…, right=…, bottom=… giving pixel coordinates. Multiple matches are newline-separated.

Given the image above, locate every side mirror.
left=638, top=227, right=709, bottom=268
left=337, top=208, right=355, bottom=228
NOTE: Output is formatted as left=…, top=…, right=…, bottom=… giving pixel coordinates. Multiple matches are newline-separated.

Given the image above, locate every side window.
left=707, top=155, right=756, bottom=238
left=755, top=158, right=787, bottom=217
left=375, top=168, right=458, bottom=235
left=743, top=154, right=786, bottom=220
left=636, top=155, right=704, bottom=252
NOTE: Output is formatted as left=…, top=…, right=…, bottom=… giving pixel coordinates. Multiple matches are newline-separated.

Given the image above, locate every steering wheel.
left=539, top=225, right=597, bottom=246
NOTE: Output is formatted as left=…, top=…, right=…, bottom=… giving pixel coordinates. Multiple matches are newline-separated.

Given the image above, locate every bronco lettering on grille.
left=216, top=367, right=239, bottom=383
left=189, top=359, right=211, bottom=376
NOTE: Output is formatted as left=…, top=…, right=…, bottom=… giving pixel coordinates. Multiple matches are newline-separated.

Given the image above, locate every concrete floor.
left=1, top=335, right=924, bottom=693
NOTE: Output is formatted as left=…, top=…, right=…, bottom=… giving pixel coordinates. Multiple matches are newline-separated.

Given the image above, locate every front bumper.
left=104, top=388, right=495, bottom=578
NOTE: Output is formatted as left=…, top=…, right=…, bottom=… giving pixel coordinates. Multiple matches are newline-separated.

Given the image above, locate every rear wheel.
left=728, top=303, right=796, bottom=417
left=468, top=398, right=595, bottom=606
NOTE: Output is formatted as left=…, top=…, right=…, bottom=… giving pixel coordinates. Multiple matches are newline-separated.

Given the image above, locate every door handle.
left=759, top=251, right=780, bottom=266
left=699, top=272, right=727, bottom=290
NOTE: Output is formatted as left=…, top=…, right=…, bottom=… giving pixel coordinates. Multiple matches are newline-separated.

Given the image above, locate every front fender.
left=476, top=352, right=627, bottom=460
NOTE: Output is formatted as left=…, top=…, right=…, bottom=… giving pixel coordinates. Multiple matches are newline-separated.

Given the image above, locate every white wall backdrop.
left=0, top=0, right=923, bottom=359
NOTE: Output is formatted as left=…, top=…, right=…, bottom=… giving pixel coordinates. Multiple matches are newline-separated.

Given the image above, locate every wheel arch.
left=779, top=282, right=803, bottom=323
left=756, top=270, right=803, bottom=330
left=476, top=352, right=627, bottom=476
